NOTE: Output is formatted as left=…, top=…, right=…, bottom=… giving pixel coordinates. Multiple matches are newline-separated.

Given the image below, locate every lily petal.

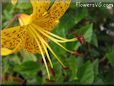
left=1, top=26, right=26, bottom=54
left=1, top=48, right=13, bottom=56
left=34, top=0, right=71, bottom=31
left=48, top=0, right=71, bottom=21
left=30, top=0, right=50, bottom=19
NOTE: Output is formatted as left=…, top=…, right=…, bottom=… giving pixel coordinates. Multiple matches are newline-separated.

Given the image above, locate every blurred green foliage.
left=2, top=1, right=114, bottom=85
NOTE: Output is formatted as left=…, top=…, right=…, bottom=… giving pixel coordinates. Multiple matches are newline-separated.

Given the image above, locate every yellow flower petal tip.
left=11, top=0, right=18, bottom=5
left=1, top=48, right=13, bottom=56
left=18, top=14, right=31, bottom=26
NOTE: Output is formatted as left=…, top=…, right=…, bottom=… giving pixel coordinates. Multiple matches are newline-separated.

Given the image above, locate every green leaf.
left=76, top=56, right=84, bottom=68
left=14, top=61, right=39, bottom=73
left=14, top=61, right=41, bottom=81
left=77, top=61, right=94, bottom=84
left=20, top=50, right=37, bottom=63
left=76, top=23, right=93, bottom=43
left=10, top=55, right=21, bottom=65
left=54, top=62, right=64, bottom=83
left=106, top=52, right=114, bottom=67
left=17, top=3, right=31, bottom=10
left=93, top=59, right=99, bottom=76
left=67, top=57, right=78, bottom=81
left=94, top=77, right=104, bottom=84
left=91, top=33, right=98, bottom=47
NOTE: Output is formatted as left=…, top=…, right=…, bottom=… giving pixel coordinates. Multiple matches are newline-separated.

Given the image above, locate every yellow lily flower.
left=2, top=0, right=77, bottom=79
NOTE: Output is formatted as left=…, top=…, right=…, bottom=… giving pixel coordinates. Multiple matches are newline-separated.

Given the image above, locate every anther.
left=50, top=67, right=55, bottom=77
left=74, top=33, right=86, bottom=44
left=63, top=67, right=69, bottom=70
left=72, top=50, right=82, bottom=56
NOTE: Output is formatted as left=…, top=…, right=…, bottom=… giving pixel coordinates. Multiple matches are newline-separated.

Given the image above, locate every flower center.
left=18, top=14, right=32, bottom=26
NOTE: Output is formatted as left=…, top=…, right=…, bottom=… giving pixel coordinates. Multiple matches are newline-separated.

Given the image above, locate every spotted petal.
left=31, top=0, right=50, bottom=19
left=37, top=0, right=71, bottom=31
left=24, top=31, right=47, bottom=54
left=1, top=26, right=27, bottom=54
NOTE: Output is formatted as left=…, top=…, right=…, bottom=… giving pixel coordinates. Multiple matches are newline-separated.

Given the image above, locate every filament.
left=30, top=24, right=66, bottom=68
left=42, top=28, right=77, bottom=42
left=28, top=26, right=50, bottom=79
left=29, top=25, right=53, bottom=68
left=31, top=24, right=73, bottom=53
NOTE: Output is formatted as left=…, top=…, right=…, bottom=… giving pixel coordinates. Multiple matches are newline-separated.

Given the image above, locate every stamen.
left=30, top=25, right=66, bottom=68
left=50, top=67, right=55, bottom=77
left=42, top=28, right=77, bottom=41
left=43, top=41, right=66, bottom=68
left=30, top=24, right=77, bottom=43
left=28, top=26, right=50, bottom=80
left=40, top=41, right=53, bottom=68
left=29, top=26, right=53, bottom=68
left=31, top=24, right=73, bottom=53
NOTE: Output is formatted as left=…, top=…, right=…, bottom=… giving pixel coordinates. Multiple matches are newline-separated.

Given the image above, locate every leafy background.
left=2, top=1, right=114, bottom=85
